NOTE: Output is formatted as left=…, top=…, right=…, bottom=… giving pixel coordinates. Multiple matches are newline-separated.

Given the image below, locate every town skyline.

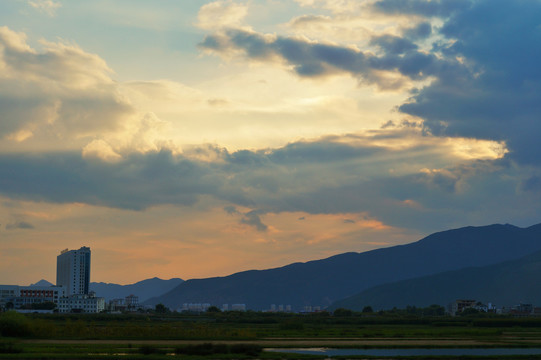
left=1, top=0, right=541, bottom=285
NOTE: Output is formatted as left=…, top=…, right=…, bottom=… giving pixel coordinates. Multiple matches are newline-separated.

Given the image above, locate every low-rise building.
left=449, top=299, right=477, bottom=316
left=0, top=285, right=65, bottom=310
left=180, top=303, right=211, bottom=312
left=57, top=294, right=105, bottom=313
left=125, top=294, right=139, bottom=311
left=0, top=285, right=19, bottom=307
left=231, top=304, right=246, bottom=311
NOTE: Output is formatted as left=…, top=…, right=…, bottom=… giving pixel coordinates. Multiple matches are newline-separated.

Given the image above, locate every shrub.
left=174, top=343, right=262, bottom=356
left=333, top=308, right=353, bottom=317
left=139, top=345, right=163, bottom=355
left=0, top=312, right=33, bottom=337
left=175, top=343, right=215, bottom=355
left=230, top=343, right=262, bottom=356
left=0, top=341, right=23, bottom=354
left=279, top=320, right=304, bottom=330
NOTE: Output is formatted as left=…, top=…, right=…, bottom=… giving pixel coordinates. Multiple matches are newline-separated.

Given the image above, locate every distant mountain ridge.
left=90, top=277, right=183, bottom=302
left=29, top=277, right=183, bottom=302
left=30, top=279, right=54, bottom=287
left=146, top=223, right=541, bottom=311
left=330, top=248, right=541, bottom=310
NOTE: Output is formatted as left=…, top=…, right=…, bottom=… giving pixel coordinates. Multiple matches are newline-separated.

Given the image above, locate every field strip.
left=21, top=338, right=499, bottom=346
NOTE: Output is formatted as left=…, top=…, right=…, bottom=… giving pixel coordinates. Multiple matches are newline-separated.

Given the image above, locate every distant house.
left=449, top=299, right=477, bottom=316
left=231, top=304, right=246, bottom=311
left=57, top=293, right=105, bottom=313
left=125, top=294, right=139, bottom=311
left=180, top=303, right=211, bottom=312
left=509, top=303, right=534, bottom=317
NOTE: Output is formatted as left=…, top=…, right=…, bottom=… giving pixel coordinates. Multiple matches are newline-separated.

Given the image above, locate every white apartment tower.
left=56, top=247, right=91, bottom=296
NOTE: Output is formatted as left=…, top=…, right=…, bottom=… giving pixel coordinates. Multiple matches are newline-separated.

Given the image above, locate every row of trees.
left=333, top=304, right=446, bottom=317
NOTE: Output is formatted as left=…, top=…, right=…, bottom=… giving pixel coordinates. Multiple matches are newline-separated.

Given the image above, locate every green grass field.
left=4, top=311, right=541, bottom=358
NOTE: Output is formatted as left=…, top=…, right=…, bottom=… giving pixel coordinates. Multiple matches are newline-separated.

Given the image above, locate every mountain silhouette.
left=330, top=248, right=541, bottom=311
left=147, top=223, right=541, bottom=311
left=89, top=277, right=183, bottom=302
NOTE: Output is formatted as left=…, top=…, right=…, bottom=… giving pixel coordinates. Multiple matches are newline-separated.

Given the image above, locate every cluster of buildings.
left=269, top=304, right=292, bottom=312
left=0, top=247, right=106, bottom=313
left=448, top=299, right=541, bottom=317
left=178, top=303, right=247, bottom=312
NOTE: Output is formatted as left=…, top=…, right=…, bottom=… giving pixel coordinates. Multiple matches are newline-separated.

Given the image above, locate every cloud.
left=394, top=0, right=541, bottom=165
left=82, top=139, right=122, bottom=162
left=240, top=210, right=268, bottom=232
left=203, top=0, right=541, bottom=166
left=197, top=0, right=248, bottom=30
left=369, top=34, right=418, bottom=55
left=289, top=14, right=332, bottom=27
left=0, top=150, right=218, bottom=210
left=521, top=176, right=541, bottom=193
left=224, top=205, right=240, bottom=215
left=6, top=221, right=34, bottom=230
left=294, top=0, right=362, bottom=14
left=0, top=26, right=163, bottom=154
left=402, top=22, right=432, bottom=39
left=28, top=0, right=61, bottom=17
left=0, top=127, right=517, bottom=233
left=199, top=27, right=454, bottom=90
left=223, top=206, right=268, bottom=232
left=372, top=0, right=471, bottom=18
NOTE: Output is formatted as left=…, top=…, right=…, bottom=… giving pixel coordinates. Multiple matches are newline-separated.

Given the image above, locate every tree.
left=460, top=307, right=480, bottom=316
left=362, top=306, right=374, bottom=313
left=155, top=303, right=169, bottom=314
left=206, top=306, right=221, bottom=313
left=31, top=301, right=56, bottom=310
left=333, top=308, right=353, bottom=317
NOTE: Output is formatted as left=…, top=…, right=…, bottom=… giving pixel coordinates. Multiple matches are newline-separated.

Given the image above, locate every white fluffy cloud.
left=197, top=0, right=249, bottom=30
left=0, top=26, right=167, bottom=156
left=28, top=0, right=62, bottom=17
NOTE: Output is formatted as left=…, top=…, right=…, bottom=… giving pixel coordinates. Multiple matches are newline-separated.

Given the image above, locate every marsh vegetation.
left=4, top=310, right=541, bottom=358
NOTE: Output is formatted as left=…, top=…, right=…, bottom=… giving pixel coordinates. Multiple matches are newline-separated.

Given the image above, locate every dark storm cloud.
left=521, top=176, right=541, bottom=193
left=0, top=133, right=538, bottom=233
left=0, top=138, right=382, bottom=212
left=0, top=150, right=223, bottom=210
left=370, top=34, right=418, bottom=55
left=199, top=28, right=456, bottom=88
left=201, top=0, right=541, bottom=166
left=403, top=22, right=432, bottom=39
left=0, top=136, right=374, bottom=213
left=265, top=158, right=523, bottom=232
left=394, top=0, right=541, bottom=165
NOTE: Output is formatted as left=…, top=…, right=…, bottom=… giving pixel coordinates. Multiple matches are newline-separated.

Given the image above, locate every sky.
left=1, top=0, right=541, bottom=285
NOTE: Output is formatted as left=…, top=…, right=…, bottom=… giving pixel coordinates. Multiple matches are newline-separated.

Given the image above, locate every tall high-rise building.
left=56, top=247, right=91, bottom=296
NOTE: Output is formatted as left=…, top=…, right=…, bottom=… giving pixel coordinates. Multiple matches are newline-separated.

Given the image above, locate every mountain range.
left=146, top=223, right=541, bottom=311
left=330, top=248, right=541, bottom=311
left=89, top=277, right=183, bottom=302
left=30, top=278, right=183, bottom=302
